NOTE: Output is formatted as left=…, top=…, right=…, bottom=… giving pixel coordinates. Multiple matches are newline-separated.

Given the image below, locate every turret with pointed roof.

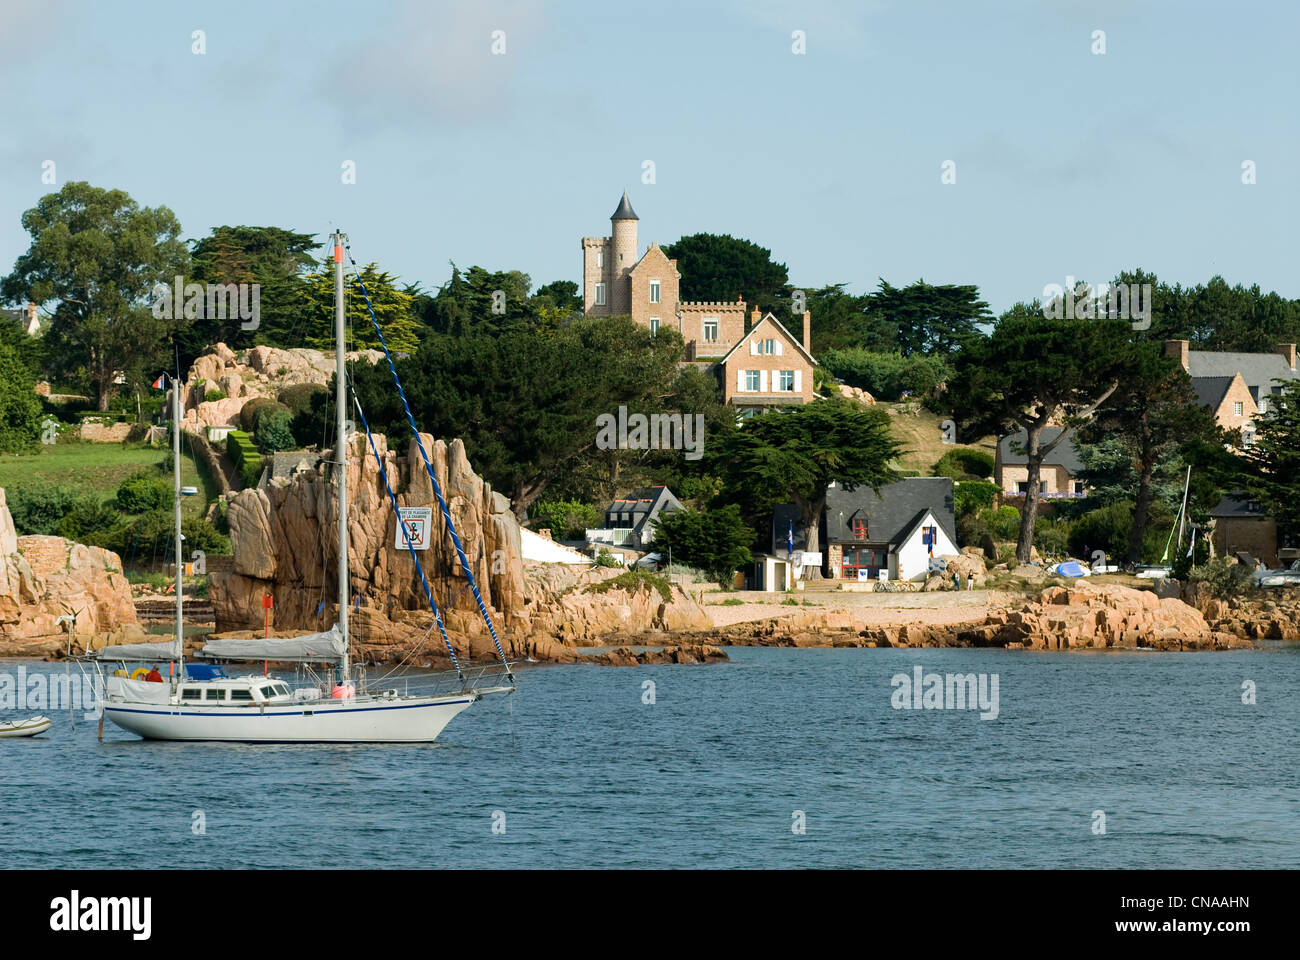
left=611, top=190, right=639, bottom=221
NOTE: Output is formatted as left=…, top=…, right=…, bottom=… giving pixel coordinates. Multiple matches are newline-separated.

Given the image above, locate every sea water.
left=1, top=647, right=1296, bottom=868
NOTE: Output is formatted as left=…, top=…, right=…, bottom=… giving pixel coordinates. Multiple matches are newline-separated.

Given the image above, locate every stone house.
left=1165, top=339, right=1298, bottom=432
left=995, top=428, right=1086, bottom=497
left=770, top=477, right=957, bottom=582
left=586, top=485, right=682, bottom=549
left=1210, top=496, right=1282, bottom=568
left=581, top=192, right=816, bottom=413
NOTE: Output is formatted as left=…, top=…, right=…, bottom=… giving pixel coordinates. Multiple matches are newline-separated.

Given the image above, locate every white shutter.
left=737, top=370, right=746, bottom=392
left=750, top=339, right=759, bottom=355
left=793, top=370, right=802, bottom=392
left=759, top=370, right=768, bottom=392
left=775, top=341, right=784, bottom=356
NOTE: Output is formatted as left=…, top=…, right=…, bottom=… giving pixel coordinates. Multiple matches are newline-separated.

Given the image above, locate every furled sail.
left=95, top=637, right=183, bottom=661
left=199, top=624, right=346, bottom=662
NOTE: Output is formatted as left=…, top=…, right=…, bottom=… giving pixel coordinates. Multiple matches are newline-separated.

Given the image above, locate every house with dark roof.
left=770, top=477, right=957, bottom=582
left=1166, top=339, right=1299, bottom=432
left=586, top=485, right=682, bottom=549
left=994, top=428, right=1086, bottom=498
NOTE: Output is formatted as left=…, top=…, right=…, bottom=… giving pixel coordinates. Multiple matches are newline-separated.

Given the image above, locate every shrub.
left=226, top=429, right=263, bottom=487
left=254, top=408, right=296, bottom=455
left=954, top=480, right=999, bottom=518
left=204, top=389, right=227, bottom=402
left=585, top=569, right=672, bottom=602
left=115, top=470, right=171, bottom=513
left=1033, top=516, right=1072, bottom=558
left=976, top=505, right=1021, bottom=541
left=1184, top=557, right=1255, bottom=597
left=239, top=397, right=280, bottom=432
left=5, top=486, right=86, bottom=535
left=652, top=503, right=754, bottom=586
left=56, top=500, right=123, bottom=543
left=277, top=383, right=327, bottom=418
left=530, top=500, right=601, bottom=540
left=820, top=349, right=952, bottom=402
left=935, top=449, right=995, bottom=480
left=593, top=548, right=622, bottom=568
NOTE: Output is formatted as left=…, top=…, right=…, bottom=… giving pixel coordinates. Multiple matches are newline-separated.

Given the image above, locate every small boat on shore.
left=0, top=716, right=52, bottom=738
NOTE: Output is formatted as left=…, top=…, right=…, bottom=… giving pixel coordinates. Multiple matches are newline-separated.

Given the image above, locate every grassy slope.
left=0, top=442, right=210, bottom=519
left=881, top=403, right=997, bottom=476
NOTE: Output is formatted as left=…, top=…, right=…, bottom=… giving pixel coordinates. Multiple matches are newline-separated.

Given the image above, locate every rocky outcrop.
left=209, top=434, right=713, bottom=665
left=180, top=342, right=385, bottom=430
left=0, top=488, right=138, bottom=653
left=1178, top=582, right=1300, bottom=642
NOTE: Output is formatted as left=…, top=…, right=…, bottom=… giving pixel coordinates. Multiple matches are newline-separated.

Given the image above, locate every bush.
left=278, top=383, right=327, bottom=418
left=976, top=505, right=1021, bottom=541
left=115, top=470, right=172, bottom=513
left=652, top=503, right=753, bottom=586
left=226, top=429, right=263, bottom=487
left=56, top=500, right=123, bottom=543
left=820, top=349, right=952, bottom=403
left=585, top=569, right=672, bottom=602
left=0, top=341, right=44, bottom=453
left=5, top=486, right=93, bottom=535
left=239, top=397, right=280, bottom=432
left=1184, top=557, right=1255, bottom=597
left=530, top=500, right=600, bottom=540
left=593, top=548, right=622, bottom=568
left=204, top=389, right=227, bottom=402
left=254, top=408, right=296, bottom=455
left=935, top=449, right=995, bottom=480
left=954, top=480, right=999, bottom=518
left=1033, top=516, right=1072, bottom=558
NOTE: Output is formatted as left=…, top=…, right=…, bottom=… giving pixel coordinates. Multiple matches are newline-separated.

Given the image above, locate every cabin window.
left=277, top=683, right=291, bottom=696
left=261, top=686, right=278, bottom=699
left=181, top=688, right=201, bottom=701
left=230, top=689, right=253, bottom=701
left=649, top=280, right=660, bottom=304
left=205, top=689, right=226, bottom=701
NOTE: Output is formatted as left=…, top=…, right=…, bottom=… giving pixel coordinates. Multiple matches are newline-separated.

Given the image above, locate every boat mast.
left=173, top=373, right=184, bottom=684
left=334, top=230, right=350, bottom=685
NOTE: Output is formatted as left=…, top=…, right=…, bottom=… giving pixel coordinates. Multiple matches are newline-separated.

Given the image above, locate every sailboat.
left=1135, top=465, right=1192, bottom=579
left=88, top=231, right=515, bottom=742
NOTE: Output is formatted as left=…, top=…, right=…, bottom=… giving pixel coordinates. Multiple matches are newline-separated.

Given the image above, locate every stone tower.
left=608, top=191, right=638, bottom=316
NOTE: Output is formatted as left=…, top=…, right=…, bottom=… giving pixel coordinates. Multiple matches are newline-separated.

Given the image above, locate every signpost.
left=395, top=507, right=434, bottom=551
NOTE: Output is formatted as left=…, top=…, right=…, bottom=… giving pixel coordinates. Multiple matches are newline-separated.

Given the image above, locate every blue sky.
left=1, top=0, right=1296, bottom=316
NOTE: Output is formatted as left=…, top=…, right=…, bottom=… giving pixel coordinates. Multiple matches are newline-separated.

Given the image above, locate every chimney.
left=1277, top=343, right=1296, bottom=371
left=1164, top=339, right=1189, bottom=371
left=802, top=311, right=811, bottom=354
left=750, top=306, right=761, bottom=330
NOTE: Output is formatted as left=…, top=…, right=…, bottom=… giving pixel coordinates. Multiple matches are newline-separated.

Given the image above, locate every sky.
left=1, top=0, right=1296, bottom=317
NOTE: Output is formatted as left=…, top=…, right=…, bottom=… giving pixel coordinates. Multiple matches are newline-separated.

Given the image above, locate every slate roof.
left=1187, top=352, right=1297, bottom=403
left=1211, top=494, right=1266, bottom=519
left=610, top=191, right=638, bottom=221
left=603, top=486, right=681, bottom=538
left=998, top=428, right=1083, bottom=474
left=771, top=477, right=955, bottom=552
left=1190, top=376, right=1235, bottom=411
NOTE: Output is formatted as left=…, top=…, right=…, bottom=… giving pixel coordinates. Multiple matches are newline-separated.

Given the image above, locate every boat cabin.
left=176, top=676, right=296, bottom=704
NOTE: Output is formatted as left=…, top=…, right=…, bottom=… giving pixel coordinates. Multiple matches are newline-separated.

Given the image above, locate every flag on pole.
left=787, top=520, right=793, bottom=558
left=151, top=373, right=166, bottom=389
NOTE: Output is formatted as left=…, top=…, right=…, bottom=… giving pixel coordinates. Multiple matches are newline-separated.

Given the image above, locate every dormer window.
left=853, top=518, right=868, bottom=540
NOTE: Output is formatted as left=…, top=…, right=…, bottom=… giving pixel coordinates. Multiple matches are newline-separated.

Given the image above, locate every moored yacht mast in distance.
left=334, top=230, right=350, bottom=686
left=173, top=370, right=184, bottom=688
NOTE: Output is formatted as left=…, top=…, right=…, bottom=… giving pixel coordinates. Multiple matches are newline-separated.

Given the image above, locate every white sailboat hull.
left=103, top=694, right=477, bottom=743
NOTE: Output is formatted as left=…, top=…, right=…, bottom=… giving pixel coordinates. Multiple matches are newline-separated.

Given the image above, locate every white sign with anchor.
left=394, top=506, right=434, bottom=550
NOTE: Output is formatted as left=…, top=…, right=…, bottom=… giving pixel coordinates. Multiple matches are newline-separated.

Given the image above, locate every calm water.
left=2, top=647, right=1297, bottom=868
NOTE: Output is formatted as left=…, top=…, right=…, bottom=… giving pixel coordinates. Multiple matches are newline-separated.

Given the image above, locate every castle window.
left=649, top=317, right=660, bottom=336
left=595, top=283, right=605, bottom=306
left=703, top=319, right=719, bottom=342
left=745, top=370, right=760, bottom=392
left=597, top=250, right=603, bottom=268
left=778, top=370, right=794, bottom=391
left=649, top=280, right=660, bottom=304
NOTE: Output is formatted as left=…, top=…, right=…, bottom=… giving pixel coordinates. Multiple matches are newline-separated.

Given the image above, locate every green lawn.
left=883, top=403, right=997, bottom=476
left=0, top=442, right=211, bottom=518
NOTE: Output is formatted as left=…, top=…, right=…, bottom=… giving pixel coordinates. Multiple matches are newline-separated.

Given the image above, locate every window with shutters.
left=778, top=370, right=794, bottom=391
left=759, top=338, right=775, bottom=355
left=745, top=370, right=760, bottom=391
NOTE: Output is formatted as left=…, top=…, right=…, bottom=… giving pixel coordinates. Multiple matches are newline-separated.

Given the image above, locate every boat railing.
left=361, top=661, right=519, bottom=699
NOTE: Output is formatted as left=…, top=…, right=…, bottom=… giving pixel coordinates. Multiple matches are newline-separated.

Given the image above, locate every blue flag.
left=787, top=520, right=793, bottom=558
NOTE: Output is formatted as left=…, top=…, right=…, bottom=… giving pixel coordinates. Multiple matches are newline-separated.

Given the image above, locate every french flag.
left=151, top=373, right=167, bottom=389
